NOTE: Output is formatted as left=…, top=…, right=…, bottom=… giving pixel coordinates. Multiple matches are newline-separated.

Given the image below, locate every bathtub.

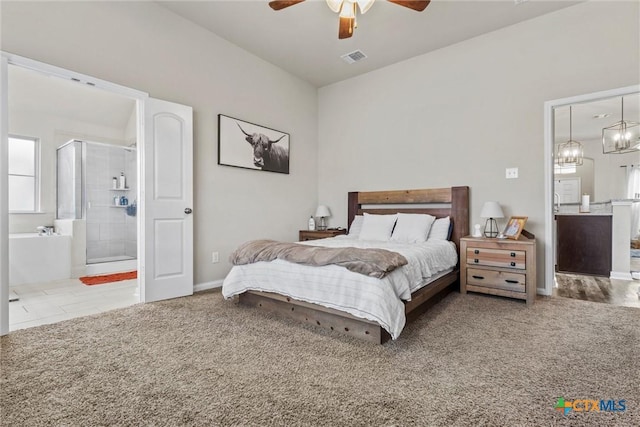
left=9, top=233, right=72, bottom=285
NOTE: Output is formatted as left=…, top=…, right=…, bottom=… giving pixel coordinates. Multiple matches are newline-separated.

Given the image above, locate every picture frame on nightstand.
left=503, top=216, right=527, bottom=240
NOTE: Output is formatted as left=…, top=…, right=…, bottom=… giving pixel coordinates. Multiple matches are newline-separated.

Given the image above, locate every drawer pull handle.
left=510, top=261, right=516, bottom=267
left=505, top=279, right=519, bottom=284
left=472, top=275, right=485, bottom=280
left=510, top=252, right=516, bottom=257
left=474, top=259, right=479, bottom=263
left=474, top=249, right=479, bottom=254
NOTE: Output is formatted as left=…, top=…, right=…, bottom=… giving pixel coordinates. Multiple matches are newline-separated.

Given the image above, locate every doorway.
left=1, top=52, right=195, bottom=335
left=7, top=64, right=140, bottom=330
left=544, top=85, right=640, bottom=302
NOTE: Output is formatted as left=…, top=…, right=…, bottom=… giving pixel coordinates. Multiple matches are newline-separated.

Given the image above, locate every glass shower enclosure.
left=57, top=139, right=137, bottom=265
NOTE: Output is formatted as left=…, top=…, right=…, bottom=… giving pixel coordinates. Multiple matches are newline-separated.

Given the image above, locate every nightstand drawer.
left=466, top=268, right=526, bottom=293
left=466, top=248, right=526, bottom=269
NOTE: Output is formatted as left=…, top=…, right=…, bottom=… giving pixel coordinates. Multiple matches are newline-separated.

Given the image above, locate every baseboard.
left=537, top=287, right=551, bottom=296
left=610, top=271, right=633, bottom=281
left=194, top=279, right=223, bottom=293
left=71, top=266, right=85, bottom=279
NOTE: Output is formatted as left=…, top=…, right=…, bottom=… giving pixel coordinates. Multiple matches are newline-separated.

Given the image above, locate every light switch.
left=506, top=168, right=518, bottom=179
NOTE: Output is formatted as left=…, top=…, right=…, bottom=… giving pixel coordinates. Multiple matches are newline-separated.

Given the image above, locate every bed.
left=223, top=186, right=469, bottom=344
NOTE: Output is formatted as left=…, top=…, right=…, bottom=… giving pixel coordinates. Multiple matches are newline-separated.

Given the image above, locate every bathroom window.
left=8, top=135, right=40, bottom=213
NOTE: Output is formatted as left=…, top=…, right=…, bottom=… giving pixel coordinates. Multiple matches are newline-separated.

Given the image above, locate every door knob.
left=184, top=208, right=192, bottom=214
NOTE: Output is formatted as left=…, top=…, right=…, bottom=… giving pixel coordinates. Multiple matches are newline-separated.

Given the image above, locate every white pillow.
left=358, top=213, right=398, bottom=241
left=390, top=213, right=435, bottom=243
left=428, top=216, right=451, bottom=240
left=348, top=215, right=364, bottom=237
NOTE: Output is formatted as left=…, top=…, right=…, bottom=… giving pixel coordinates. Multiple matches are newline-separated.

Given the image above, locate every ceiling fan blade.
left=268, top=0, right=305, bottom=11
left=387, top=0, right=431, bottom=12
left=338, top=16, right=355, bottom=39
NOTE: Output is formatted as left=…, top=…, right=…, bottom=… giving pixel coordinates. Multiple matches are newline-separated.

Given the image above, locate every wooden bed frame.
left=238, top=186, right=470, bottom=344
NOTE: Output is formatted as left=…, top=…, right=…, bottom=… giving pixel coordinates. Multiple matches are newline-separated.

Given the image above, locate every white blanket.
left=222, top=236, right=458, bottom=340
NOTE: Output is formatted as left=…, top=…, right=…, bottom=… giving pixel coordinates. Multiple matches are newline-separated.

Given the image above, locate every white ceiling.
left=158, top=0, right=581, bottom=87
left=8, top=65, right=136, bottom=131
left=11, top=0, right=635, bottom=145
left=554, top=93, right=640, bottom=144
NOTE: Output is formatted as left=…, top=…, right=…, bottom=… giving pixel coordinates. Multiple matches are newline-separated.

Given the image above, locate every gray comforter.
left=230, top=239, right=408, bottom=278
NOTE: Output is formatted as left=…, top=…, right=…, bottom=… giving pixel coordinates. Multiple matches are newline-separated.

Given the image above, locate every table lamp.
left=480, top=201, right=504, bottom=238
left=315, top=205, right=331, bottom=231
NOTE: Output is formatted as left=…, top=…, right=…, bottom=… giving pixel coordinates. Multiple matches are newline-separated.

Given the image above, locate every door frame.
left=0, top=52, right=149, bottom=335
left=543, top=84, right=640, bottom=296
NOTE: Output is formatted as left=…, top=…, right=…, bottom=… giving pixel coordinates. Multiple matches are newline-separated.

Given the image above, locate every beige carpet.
left=1, top=290, right=638, bottom=426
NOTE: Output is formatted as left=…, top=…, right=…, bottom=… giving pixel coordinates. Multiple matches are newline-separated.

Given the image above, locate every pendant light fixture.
left=602, top=96, right=640, bottom=154
left=556, top=105, right=584, bottom=166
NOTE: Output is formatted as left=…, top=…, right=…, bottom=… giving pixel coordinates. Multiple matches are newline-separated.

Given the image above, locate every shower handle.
left=184, top=208, right=193, bottom=214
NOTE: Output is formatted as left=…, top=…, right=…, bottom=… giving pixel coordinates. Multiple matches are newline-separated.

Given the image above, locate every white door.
left=0, top=56, right=9, bottom=335
left=141, top=98, right=193, bottom=302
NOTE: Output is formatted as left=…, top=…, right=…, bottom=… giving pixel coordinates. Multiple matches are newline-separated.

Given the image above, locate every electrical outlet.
left=506, top=167, right=519, bottom=179
left=212, top=252, right=219, bottom=263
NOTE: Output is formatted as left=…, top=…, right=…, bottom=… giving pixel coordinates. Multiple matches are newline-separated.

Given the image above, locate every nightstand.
left=299, top=229, right=347, bottom=241
left=460, top=235, right=536, bottom=304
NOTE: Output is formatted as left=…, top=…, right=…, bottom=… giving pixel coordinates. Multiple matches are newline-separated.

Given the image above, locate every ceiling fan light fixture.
left=602, top=97, right=640, bottom=154
left=272, top=0, right=431, bottom=39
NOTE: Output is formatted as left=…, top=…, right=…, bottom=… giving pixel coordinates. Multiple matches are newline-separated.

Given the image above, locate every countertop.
left=554, top=212, right=612, bottom=216
left=558, top=199, right=640, bottom=206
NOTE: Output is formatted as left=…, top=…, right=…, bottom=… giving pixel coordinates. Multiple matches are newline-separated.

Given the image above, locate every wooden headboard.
left=347, top=186, right=470, bottom=250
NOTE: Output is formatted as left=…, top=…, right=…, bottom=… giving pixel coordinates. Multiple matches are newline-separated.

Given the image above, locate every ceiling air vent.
left=341, top=50, right=367, bottom=64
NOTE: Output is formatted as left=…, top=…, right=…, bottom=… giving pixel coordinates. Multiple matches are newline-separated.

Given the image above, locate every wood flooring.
left=554, top=272, right=640, bottom=308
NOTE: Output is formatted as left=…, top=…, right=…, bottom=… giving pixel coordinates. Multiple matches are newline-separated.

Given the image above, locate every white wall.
left=318, top=1, right=640, bottom=290
left=554, top=135, right=640, bottom=205
left=1, top=1, right=318, bottom=284
left=580, top=137, right=639, bottom=201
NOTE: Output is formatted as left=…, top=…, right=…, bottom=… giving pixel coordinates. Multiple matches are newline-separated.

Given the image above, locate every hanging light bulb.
left=556, top=105, right=584, bottom=166
left=603, top=96, right=640, bottom=154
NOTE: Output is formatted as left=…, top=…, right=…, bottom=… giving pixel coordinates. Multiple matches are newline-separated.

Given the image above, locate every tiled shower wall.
left=124, top=148, right=137, bottom=259
left=85, top=142, right=137, bottom=263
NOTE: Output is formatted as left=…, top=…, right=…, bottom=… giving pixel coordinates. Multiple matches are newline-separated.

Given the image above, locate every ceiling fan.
left=268, top=0, right=431, bottom=39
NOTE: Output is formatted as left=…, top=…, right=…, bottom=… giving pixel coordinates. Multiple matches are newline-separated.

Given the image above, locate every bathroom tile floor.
left=8, top=278, right=138, bottom=331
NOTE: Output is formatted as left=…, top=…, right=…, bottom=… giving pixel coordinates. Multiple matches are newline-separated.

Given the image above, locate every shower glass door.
left=56, top=140, right=82, bottom=219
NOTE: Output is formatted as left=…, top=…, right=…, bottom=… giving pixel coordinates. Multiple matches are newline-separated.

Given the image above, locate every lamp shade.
left=315, top=205, right=331, bottom=218
left=326, top=0, right=342, bottom=13
left=480, top=202, right=504, bottom=219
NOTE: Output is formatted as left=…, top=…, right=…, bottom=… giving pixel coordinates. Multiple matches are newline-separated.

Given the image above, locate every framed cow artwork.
left=218, top=114, right=290, bottom=174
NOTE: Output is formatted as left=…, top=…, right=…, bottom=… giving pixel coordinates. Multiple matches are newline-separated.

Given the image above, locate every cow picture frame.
left=218, top=114, right=290, bottom=174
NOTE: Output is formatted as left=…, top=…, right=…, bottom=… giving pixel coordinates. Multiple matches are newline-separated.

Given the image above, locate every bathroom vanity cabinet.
left=555, top=214, right=612, bottom=276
